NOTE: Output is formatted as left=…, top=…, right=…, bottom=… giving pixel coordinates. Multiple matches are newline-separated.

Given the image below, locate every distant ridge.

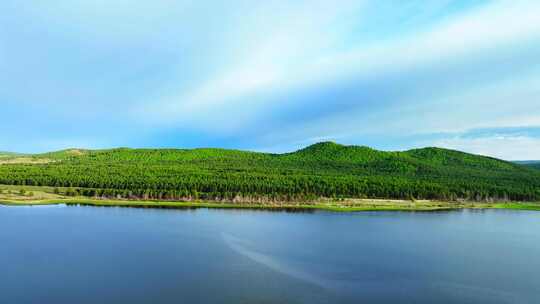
left=0, top=151, right=23, bottom=159
left=515, top=161, right=540, bottom=170
left=514, top=160, right=540, bottom=165
left=0, top=142, right=539, bottom=202
left=0, top=151, right=19, bottom=156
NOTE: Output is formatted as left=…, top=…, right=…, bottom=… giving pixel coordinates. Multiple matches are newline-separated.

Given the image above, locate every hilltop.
left=0, top=142, right=539, bottom=203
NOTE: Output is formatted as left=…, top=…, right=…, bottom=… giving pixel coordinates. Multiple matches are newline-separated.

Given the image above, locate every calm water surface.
left=1, top=206, right=539, bottom=304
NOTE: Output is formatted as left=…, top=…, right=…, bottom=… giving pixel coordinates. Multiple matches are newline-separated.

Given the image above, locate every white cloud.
left=3, top=1, right=540, bottom=153
left=136, top=1, right=540, bottom=133
left=251, top=67, right=540, bottom=151
left=134, top=1, right=365, bottom=129
left=433, top=135, right=540, bottom=161
left=312, top=1, right=540, bottom=83
left=368, top=70, right=540, bottom=134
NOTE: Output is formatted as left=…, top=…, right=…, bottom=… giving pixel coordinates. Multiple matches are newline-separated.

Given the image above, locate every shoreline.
left=2, top=198, right=540, bottom=212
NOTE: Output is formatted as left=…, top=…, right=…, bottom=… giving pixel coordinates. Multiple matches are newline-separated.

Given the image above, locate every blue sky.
left=1, top=0, right=539, bottom=160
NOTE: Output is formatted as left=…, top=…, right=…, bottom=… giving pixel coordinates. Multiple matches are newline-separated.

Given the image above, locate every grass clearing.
left=0, top=157, right=54, bottom=165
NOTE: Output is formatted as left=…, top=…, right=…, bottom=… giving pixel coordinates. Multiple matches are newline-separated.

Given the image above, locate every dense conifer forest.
left=0, top=142, right=539, bottom=202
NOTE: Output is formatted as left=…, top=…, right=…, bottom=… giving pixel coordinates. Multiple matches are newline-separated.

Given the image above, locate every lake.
left=1, top=206, right=539, bottom=304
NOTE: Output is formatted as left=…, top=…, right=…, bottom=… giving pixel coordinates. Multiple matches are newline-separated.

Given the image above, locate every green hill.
left=0, top=142, right=538, bottom=202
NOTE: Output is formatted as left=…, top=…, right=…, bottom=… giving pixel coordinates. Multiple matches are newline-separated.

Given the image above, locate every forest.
left=0, top=142, right=539, bottom=202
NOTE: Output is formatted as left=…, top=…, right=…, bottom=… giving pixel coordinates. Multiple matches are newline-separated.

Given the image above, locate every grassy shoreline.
left=2, top=197, right=540, bottom=212
left=2, top=183, right=539, bottom=212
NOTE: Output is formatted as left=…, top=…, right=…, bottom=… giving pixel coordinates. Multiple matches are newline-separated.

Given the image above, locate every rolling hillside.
left=0, top=142, right=539, bottom=202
